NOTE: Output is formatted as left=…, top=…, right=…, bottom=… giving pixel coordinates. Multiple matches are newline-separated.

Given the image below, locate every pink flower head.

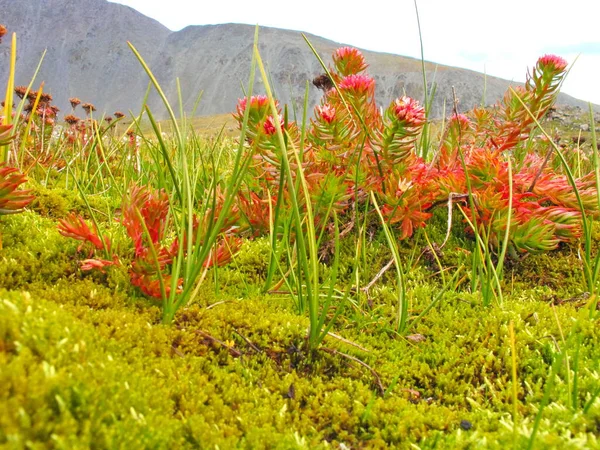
left=390, top=96, right=426, bottom=127
left=236, top=94, right=269, bottom=114
left=333, top=47, right=368, bottom=76
left=263, top=115, right=278, bottom=135
left=537, top=54, right=568, bottom=73
left=448, top=113, right=471, bottom=133
left=316, top=103, right=336, bottom=124
left=263, top=114, right=285, bottom=136
left=38, top=106, right=56, bottom=118
left=339, top=74, right=375, bottom=96
left=234, top=95, right=276, bottom=124
left=450, top=113, right=470, bottom=126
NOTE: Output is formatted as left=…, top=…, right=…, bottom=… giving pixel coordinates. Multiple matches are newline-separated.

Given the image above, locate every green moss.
left=29, top=182, right=119, bottom=221
left=1, top=269, right=599, bottom=449
left=1, top=177, right=600, bottom=448
left=0, top=212, right=79, bottom=290
left=509, top=246, right=586, bottom=298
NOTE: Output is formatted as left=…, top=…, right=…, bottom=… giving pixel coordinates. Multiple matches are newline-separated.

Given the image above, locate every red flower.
left=263, top=115, right=278, bottom=135
left=537, top=54, right=568, bottom=73
left=0, top=124, right=15, bottom=146
left=234, top=95, right=274, bottom=122
left=339, top=74, right=375, bottom=96
left=449, top=113, right=470, bottom=127
left=391, top=96, right=426, bottom=127
left=0, top=165, right=34, bottom=214
left=121, top=185, right=170, bottom=257
left=57, top=213, right=109, bottom=253
left=316, top=104, right=336, bottom=124
left=203, top=236, right=242, bottom=268
left=80, top=258, right=116, bottom=272
left=333, top=47, right=368, bottom=76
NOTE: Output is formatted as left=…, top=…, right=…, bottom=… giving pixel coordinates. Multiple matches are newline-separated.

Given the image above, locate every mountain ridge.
left=0, top=0, right=596, bottom=119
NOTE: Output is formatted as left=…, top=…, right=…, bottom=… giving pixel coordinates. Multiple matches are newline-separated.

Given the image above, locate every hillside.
left=0, top=0, right=595, bottom=119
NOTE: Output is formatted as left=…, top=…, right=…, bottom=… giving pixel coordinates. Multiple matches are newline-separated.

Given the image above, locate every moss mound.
left=1, top=205, right=599, bottom=448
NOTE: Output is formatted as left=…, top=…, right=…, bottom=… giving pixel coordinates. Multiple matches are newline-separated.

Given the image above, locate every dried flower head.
left=69, top=97, right=81, bottom=109
left=0, top=25, right=6, bottom=44
left=39, top=92, right=53, bottom=105
left=333, top=47, right=368, bottom=76
left=105, top=116, right=113, bottom=123
left=114, top=111, right=125, bottom=119
left=14, top=86, right=28, bottom=99
left=81, top=102, right=96, bottom=114
left=64, top=114, right=80, bottom=125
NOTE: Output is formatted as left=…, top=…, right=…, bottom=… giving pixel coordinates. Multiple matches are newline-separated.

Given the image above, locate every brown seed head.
left=81, top=102, right=96, bottom=114
left=114, top=111, right=125, bottom=119
left=64, top=114, right=80, bottom=125
left=39, top=92, right=53, bottom=104
left=0, top=25, right=6, bottom=43
left=14, top=86, right=28, bottom=99
left=69, top=97, right=81, bottom=109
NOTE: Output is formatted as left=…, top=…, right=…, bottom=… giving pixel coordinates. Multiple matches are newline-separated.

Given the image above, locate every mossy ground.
left=1, top=196, right=600, bottom=448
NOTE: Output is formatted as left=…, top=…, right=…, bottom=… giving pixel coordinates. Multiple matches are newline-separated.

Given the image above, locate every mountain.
left=0, top=0, right=595, bottom=120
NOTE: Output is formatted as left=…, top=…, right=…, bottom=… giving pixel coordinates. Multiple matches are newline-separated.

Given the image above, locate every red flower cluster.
left=0, top=165, right=34, bottom=215
left=316, top=104, right=336, bottom=124
left=232, top=47, right=583, bottom=256
left=338, top=74, right=375, bottom=96
left=390, top=96, right=426, bottom=127
left=332, top=47, right=368, bottom=76
left=537, top=54, right=568, bottom=73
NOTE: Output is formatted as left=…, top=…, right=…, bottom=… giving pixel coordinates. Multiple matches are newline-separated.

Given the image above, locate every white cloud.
left=109, top=0, right=600, bottom=104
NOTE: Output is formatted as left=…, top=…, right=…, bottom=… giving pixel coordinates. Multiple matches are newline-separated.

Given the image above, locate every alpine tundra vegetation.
left=0, top=24, right=599, bottom=449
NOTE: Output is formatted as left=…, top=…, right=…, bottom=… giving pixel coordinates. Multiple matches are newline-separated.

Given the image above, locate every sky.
left=109, top=0, right=600, bottom=105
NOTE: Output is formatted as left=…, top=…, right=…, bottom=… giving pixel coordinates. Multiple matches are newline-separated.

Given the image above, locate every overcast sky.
left=109, top=0, right=600, bottom=106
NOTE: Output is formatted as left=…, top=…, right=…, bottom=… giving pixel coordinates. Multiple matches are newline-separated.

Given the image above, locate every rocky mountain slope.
left=0, top=0, right=595, bottom=119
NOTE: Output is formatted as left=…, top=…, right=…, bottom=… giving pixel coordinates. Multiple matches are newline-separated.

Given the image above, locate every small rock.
left=406, top=334, right=426, bottom=343
left=283, top=383, right=295, bottom=399
left=460, top=420, right=473, bottom=431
